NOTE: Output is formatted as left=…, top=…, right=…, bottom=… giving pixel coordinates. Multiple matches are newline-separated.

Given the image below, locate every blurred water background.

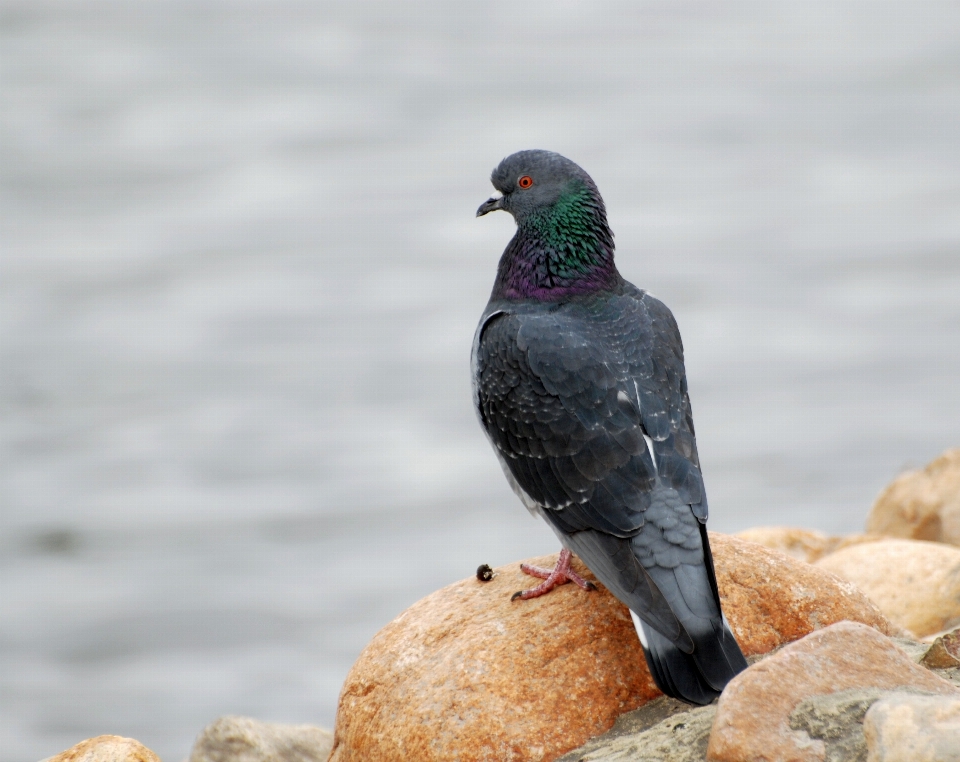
left=2, top=1, right=959, bottom=759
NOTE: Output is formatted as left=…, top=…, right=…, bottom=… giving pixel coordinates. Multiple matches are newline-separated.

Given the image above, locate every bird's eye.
left=518, top=175, right=534, bottom=189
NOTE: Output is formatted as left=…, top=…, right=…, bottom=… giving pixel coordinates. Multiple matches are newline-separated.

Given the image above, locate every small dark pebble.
left=476, top=563, right=494, bottom=582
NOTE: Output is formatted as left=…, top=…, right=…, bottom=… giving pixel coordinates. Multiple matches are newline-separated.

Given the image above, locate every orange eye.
left=518, top=175, right=534, bottom=189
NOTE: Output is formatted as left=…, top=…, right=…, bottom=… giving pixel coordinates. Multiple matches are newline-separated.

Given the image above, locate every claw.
left=511, top=548, right=595, bottom=601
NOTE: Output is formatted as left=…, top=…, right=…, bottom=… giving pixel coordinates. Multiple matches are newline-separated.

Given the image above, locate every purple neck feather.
left=492, top=234, right=619, bottom=301
left=491, top=184, right=619, bottom=301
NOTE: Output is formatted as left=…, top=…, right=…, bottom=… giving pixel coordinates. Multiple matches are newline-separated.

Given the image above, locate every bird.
left=472, top=149, right=748, bottom=705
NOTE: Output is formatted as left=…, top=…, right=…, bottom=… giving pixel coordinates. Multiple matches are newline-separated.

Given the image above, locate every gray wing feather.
left=474, top=289, right=711, bottom=635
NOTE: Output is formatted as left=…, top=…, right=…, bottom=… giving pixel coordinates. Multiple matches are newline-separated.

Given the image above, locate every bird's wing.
left=474, top=291, right=708, bottom=633
left=475, top=290, right=705, bottom=521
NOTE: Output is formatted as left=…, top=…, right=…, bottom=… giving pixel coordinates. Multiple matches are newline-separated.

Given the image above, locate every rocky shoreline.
left=44, top=449, right=960, bottom=762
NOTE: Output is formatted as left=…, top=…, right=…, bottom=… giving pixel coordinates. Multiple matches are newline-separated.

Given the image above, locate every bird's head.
left=476, top=150, right=603, bottom=226
left=477, top=150, right=617, bottom=299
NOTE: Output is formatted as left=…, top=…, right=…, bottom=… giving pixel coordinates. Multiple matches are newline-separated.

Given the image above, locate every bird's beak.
left=476, top=192, right=504, bottom=217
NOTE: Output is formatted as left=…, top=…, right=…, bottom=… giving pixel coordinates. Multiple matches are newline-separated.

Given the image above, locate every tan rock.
left=736, top=527, right=882, bottom=563
left=331, top=534, right=896, bottom=762
left=706, top=621, right=960, bottom=762
left=736, top=527, right=840, bottom=563
left=46, top=736, right=160, bottom=762
left=556, top=701, right=717, bottom=762
left=788, top=688, right=889, bottom=762
left=864, top=692, right=960, bottom=762
left=867, top=448, right=960, bottom=544
left=332, top=551, right=659, bottom=762
left=815, top=538, right=960, bottom=637
left=829, top=534, right=888, bottom=554
left=711, top=532, right=897, bottom=656
left=189, top=715, right=333, bottom=762
left=921, top=628, right=960, bottom=669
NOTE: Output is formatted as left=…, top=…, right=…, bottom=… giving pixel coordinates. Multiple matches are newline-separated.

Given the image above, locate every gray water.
left=2, top=1, right=959, bottom=759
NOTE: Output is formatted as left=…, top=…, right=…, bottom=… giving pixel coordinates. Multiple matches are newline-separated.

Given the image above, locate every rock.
left=815, top=538, right=960, bottom=637
left=555, top=698, right=716, bottom=762
left=922, top=628, right=960, bottom=669
left=706, top=621, right=960, bottom=762
left=46, top=736, right=160, bottom=762
left=736, top=527, right=880, bottom=564
left=788, top=688, right=887, bottom=762
left=867, top=448, right=960, bottom=544
left=557, top=659, right=960, bottom=762
left=864, top=692, right=960, bottom=762
left=710, top=533, right=897, bottom=656
left=332, top=551, right=660, bottom=762
left=735, top=527, right=843, bottom=563
left=889, top=637, right=930, bottom=664
left=331, top=534, right=896, bottom=762
left=189, top=716, right=333, bottom=762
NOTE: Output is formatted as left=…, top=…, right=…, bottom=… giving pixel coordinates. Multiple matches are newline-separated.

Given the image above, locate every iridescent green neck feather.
left=493, top=180, right=619, bottom=301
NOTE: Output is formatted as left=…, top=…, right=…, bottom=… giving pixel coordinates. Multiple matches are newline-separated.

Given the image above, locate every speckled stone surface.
left=707, top=622, right=960, bottom=762
left=735, top=526, right=845, bottom=563
left=46, top=736, right=160, bottom=762
left=330, top=534, right=896, bottom=762
left=816, top=539, right=960, bottom=637
left=867, top=448, right=960, bottom=545
left=713, top=533, right=897, bottom=657
left=735, top=526, right=880, bottom=564
left=864, top=692, right=960, bottom=762
left=189, top=716, right=333, bottom=762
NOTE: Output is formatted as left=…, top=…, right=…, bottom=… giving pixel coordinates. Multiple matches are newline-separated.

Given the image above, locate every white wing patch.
left=630, top=610, right=650, bottom=648
left=642, top=433, right=658, bottom=471
left=619, top=386, right=658, bottom=471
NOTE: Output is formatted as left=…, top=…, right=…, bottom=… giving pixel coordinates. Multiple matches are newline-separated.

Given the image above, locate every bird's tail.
left=631, top=611, right=747, bottom=705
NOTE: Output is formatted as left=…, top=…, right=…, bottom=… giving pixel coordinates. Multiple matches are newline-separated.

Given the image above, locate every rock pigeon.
left=472, top=150, right=748, bottom=705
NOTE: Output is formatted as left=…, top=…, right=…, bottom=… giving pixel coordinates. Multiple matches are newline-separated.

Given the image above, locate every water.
left=2, top=1, right=959, bottom=759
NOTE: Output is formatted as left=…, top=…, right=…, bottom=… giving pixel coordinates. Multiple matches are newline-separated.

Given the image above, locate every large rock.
left=921, top=627, right=960, bottom=669
left=788, top=688, right=888, bottom=762
left=706, top=621, right=960, bottom=762
left=712, top=533, right=896, bottom=655
left=189, top=716, right=333, bottom=762
left=330, top=533, right=895, bottom=762
left=735, top=527, right=841, bottom=563
left=45, top=736, right=160, bottom=762
left=867, top=448, right=960, bottom=544
left=864, top=692, right=960, bottom=761
left=332, top=551, right=658, bottom=762
left=555, top=698, right=716, bottom=762
left=735, top=527, right=879, bottom=564
left=815, top=538, right=960, bottom=637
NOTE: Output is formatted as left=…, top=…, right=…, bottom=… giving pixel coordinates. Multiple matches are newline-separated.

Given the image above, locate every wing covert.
left=473, top=289, right=708, bottom=535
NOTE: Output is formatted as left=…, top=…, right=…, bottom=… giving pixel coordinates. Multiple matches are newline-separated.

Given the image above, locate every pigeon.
left=472, top=150, right=748, bottom=705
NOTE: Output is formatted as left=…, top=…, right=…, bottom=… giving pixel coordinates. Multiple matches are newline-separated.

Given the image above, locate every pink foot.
left=511, top=548, right=597, bottom=601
